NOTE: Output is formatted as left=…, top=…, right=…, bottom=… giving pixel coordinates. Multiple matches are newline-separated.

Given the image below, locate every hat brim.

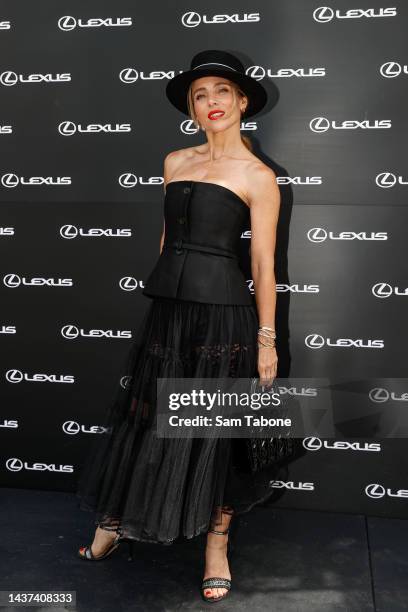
left=165, top=68, right=268, bottom=119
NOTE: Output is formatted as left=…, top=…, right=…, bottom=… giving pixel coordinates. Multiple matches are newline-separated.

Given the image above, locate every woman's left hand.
left=258, top=346, right=278, bottom=386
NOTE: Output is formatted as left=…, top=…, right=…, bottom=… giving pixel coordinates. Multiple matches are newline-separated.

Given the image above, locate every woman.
left=76, top=49, right=281, bottom=603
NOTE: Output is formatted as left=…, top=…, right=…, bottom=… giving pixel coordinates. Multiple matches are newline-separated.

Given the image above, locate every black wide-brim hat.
left=166, top=49, right=268, bottom=119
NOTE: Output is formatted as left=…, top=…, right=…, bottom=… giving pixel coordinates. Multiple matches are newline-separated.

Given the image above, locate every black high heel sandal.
left=119, top=536, right=135, bottom=562
left=78, top=524, right=134, bottom=562
left=201, top=509, right=235, bottom=604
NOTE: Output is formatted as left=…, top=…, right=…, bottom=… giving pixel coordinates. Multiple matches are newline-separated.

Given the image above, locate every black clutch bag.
left=246, top=377, right=297, bottom=473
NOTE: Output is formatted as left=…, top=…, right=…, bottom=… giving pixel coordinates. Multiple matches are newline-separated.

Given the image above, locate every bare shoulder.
left=247, top=160, right=278, bottom=189
left=163, top=145, right=201, bottom=182
left=163, top=148, right=187, bottom=182
left=246, top=161, right=280, bottom=208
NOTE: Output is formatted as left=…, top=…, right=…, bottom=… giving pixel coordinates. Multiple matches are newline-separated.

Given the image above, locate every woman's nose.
left=208, top=95, right=220, bottom=106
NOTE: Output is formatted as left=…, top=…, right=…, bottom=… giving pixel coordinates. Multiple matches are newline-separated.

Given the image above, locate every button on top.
left=183, top=186, right=191, bottom=194
left=178, top=216, right=186, bottom=224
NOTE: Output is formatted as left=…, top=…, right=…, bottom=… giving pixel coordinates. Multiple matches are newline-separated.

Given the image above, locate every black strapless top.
left=142, top=180, right=253, bottom=305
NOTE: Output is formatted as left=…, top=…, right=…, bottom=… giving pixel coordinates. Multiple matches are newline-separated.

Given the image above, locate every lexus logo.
left=310, top=117, right=391, bottom=132
left=310, top=117, right=331, bottom=132
left=63, top=421, right=81, bottom=434
left=372, top=283, right=408, bottom=298
left=6, top=458, right=74, bottom=473
left=181, top=11, right=202, bottom=27
left=368, top=388, right=408, bottom=403
left=181, top=120, right=199, bottom=135
left=307, top=228, right=327, bottom=242
left=58, top=121, right=131, bottom=136
left=246, top=66, right=265, bottom=81
left=365, top=483, right=385, bottom=498
left=6, top=458, right=23, bottom=471
left=6, top=369, right=23, bottom=383
left=313, top=7, right=397, bottom=23
left=313, top=7, right=335, bottom=22
left=369, top=388, right=389, bottom=403
left=119, top=68, right=187, bottom=83
left=119, top=277, right=143, bottom=291
left=365, top=483, right=408, bottom=499
left=58, top=16, right=132, bottom=31
left=305, top=334, right=325, bottom=349
left=307, top=228, right=387, bottom=242
left=304, top=335, right=384, bottom=349
left=5, top=369, right=75, bottom=384
left=0, top=71, right=71, bottom=86
left=1, top=173, right=71, bottom=188
left=376, top=172, right=396, bottom=187
left=59, top=121, right=77, bottom=135
left=120, top=375, right=132, bottom=389
left=0, top=72, right=18, bottom=86
left=303, top=437, right=323, bottom=450
left=1, top=72, right=20, bottom=86
left=372, top=283, right=393, bottom=298
left=118, top=174, right=164, bottom=188
left=380, top=62, right=408, bottom=78
left=181, top=11, right=260, bottom=27
left=62, top=420, right=108, bottom=435
left=60, top=225, right=132, bottom=238
left=244, top=66, right=326, bottom=80
left=375, top=172, right=408, bottom=188
left=61, top=325, right=132, bottom=339
left=119, top=173, right=137, bottom=188
left=276, top=284, right=319, bottom=294
left=119, top=68, right=138, bottom=83
left=3, top=274, right=73, bottom=287
left=303, top=437, right=381, bottom=452
left=269, top=480, right=314, bottom=491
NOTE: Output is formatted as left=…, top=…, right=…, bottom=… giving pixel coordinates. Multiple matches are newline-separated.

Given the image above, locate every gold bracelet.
left=258, top=330, right=276, bottom=339
left=258, top=337, right=276, bottom=348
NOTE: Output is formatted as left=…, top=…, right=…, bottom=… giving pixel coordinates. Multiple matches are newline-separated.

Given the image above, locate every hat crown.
left=190, top=50, right=245, bottom=74
left=165, top=48, right=272, bottom=119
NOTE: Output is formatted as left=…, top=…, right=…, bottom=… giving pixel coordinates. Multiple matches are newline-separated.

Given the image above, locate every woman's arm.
left=249, top=166, right=281, bottom=381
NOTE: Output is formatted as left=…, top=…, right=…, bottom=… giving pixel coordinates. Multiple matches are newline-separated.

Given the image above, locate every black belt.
left=164, top=239, right=238, bottom=259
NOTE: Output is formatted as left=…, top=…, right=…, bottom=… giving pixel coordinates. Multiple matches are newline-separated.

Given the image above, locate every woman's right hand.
left=257, top=346, right=278, bottom=386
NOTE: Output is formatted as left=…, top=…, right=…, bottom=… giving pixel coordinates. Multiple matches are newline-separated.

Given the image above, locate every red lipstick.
left=208, top=110, right=225, bottom=120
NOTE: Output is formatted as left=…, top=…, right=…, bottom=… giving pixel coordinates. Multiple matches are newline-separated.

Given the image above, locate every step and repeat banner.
left=1, top=1, right=407, bottom=519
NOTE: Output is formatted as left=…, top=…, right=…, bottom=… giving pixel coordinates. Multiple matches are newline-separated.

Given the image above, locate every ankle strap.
left=98, top=522, right=121, bottom=535
left=208, top=527, right=229, bottom=535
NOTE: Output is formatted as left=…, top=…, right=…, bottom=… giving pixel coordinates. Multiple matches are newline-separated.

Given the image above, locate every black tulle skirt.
left=76, top=296, right=286, bottom=545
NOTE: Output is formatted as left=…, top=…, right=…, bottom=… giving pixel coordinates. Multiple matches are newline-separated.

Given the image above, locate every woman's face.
left=191, top=76, right=246, bottom=130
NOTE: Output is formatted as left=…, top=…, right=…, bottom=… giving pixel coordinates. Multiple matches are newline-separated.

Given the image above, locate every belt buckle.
left=175, top=239, right=183, bottom=255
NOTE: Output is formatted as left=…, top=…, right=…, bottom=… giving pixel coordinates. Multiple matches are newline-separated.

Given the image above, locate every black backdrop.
left=1, top=1, right=407, bottom=519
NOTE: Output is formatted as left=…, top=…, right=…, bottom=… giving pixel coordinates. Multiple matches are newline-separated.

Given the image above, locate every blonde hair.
left=187, top=80, right=253, bottom=152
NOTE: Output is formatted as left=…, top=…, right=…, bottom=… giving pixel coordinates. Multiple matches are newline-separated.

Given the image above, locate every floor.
left=1, top=488, right=407, bottom=611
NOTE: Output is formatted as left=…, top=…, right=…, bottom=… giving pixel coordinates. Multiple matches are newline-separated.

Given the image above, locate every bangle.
left=257, top=325, right=276, bottom=349
left=258, top=328, right=276, bottom=339
left=257, top=337, right=276, bottom=348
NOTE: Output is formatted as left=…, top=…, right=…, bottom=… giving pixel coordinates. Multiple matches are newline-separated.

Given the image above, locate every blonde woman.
left=76, top=49, right=280, bottom=604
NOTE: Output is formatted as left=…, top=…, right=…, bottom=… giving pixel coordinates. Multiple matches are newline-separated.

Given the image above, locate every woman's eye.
left=196, top=88, right=228, bottom=100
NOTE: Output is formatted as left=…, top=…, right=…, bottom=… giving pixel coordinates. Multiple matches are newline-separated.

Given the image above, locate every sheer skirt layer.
left=76, top=297, right=285, bottom=544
